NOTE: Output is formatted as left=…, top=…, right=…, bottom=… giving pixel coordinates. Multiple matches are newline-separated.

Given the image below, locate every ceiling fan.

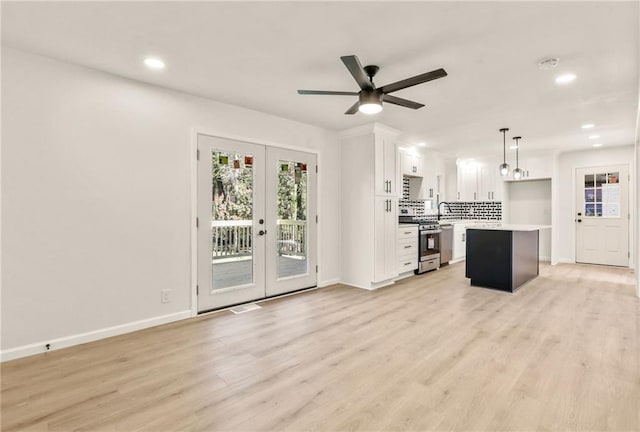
left=297, top=55, right=447, bottom=115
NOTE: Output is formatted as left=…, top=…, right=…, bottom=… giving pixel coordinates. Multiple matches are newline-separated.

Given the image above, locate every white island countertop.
left=467, top=224, right=551, bottom=231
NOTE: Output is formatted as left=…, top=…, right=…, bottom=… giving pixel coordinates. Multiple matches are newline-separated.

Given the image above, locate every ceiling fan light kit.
left=358, top=91, right=383, bottom=114
left=297, top=55, right=447, bottom=115
left=498, top=127, right=510, bottom=176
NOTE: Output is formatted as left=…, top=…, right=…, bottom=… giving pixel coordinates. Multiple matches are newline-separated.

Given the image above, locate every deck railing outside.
left=211, top=220, right=306, bottom=260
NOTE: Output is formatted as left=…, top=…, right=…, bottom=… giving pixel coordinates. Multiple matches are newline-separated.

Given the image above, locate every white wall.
left=554, top=145, right=635, bottom=264
left=1, top=48, right=342, bottom=357
left=506, top=180, right=552, bottom=260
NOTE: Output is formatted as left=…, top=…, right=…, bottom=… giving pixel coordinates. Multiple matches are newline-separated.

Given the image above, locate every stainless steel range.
left=416, top=222, right=441, bottom=274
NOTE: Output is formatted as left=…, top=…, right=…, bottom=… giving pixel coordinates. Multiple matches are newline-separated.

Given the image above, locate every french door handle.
left=258, top=230, right=267, bottom=236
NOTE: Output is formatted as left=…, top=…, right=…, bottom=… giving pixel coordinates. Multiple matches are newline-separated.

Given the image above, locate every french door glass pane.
left=211, top=151, right=254, bottom=290
left=276, top=160, right=308, bottom=279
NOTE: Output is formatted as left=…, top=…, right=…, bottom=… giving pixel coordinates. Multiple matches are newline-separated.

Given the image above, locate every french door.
left=196, top=134, right=317, bottom=312
left=575, top=165, right=629, bottom=266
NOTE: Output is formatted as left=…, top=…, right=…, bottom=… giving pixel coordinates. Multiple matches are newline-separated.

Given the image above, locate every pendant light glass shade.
left=512, top=136, right=523, bottom=180
left=498, top=128, right=510, bottom=176
left=513, top=167, right=523, bottom=180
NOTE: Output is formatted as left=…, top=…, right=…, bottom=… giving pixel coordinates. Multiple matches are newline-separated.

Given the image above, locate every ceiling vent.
left=538, top=58, right=560, bottom=70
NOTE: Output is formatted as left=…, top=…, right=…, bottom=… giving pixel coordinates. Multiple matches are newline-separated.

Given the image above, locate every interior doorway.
left=196, top=134, right=317, bottom=312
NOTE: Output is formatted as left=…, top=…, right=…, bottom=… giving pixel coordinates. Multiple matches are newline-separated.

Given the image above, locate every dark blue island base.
left=465, top=228, right=539, bottom=293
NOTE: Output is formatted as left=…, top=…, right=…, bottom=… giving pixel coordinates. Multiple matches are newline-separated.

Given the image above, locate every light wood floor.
left=2, top=263, right=639, bottom=431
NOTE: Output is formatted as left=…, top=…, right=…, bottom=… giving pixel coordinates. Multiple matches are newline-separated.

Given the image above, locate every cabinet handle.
left=473, top=192, right=477, bottom=200
left=404, top=245, right=412, bottom=249
left=457, top=192, right=460, bottom=200
left=405, top=262, right=412, bottom=265
left=488, top=192, right=491, bottom=200
left=389, top=180, right=392, bottom=193
left=403, top=231, right=411, bottom=234
left=430, top=188, right=433, bottom=198
left=526, top=170, right=529, bottom=177
left=462, top=233, right=466, bottom=242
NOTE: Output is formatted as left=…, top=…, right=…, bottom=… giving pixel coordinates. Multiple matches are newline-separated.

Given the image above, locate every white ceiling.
left=2, top=1, right=638, bottom=158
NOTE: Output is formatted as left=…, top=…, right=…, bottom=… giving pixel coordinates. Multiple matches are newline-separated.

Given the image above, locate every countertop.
left=467, top=224, right=551, bottom=231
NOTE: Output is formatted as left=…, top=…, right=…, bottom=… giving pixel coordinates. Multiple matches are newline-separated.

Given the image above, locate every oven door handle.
left=420, top=229, right=442, bottom=234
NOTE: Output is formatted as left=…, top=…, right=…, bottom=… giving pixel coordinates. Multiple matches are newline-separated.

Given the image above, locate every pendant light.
left=498, top=128, right=510, bottom=176
left=512, top=136, right=523, bottom=180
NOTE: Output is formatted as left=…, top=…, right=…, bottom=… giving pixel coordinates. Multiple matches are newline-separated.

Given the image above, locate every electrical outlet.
left=161, top=289, right=171, bottom=303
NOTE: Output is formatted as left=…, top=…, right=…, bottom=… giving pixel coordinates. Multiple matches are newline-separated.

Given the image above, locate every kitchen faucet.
left=437, top=201, right=453, bottom=221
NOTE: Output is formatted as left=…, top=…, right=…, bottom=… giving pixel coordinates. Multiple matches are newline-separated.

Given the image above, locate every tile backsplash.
left=438, top=201, right=502, bottom=221
left=399, top=176, right=502, bottom=221
left=399, top=177, right=427, bottom=216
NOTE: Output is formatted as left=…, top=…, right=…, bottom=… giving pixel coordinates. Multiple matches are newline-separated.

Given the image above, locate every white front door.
left=197, top=134, right=317, bottom=312
left=575, top=165, right=629, bottom=266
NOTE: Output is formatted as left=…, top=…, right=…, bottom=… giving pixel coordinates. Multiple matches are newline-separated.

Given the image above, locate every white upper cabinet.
left=519, top=155, right=553, bottom=180
left=400, top=149, right=424, bottom=177
left=457, top=161, right=478, bottom=201
left=478, top=163, right=503, bottom=201
left=457, top=159, right=503, bottom=202
left=406, top=149, right=442, bottom=201
left=375, top=133, right=399, bottom=196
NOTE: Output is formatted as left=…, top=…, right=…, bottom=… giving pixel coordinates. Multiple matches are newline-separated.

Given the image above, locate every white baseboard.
left=1, top=310, right=192, bottom=363
left=540, top=256, right=551, bottom=262
left=557, top=258, right=574, bottom=264
left=318, top=278, right=340, bottom=287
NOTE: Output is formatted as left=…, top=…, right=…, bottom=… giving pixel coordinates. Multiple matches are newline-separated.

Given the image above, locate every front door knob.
left=258, top=230, right=267, bottom=235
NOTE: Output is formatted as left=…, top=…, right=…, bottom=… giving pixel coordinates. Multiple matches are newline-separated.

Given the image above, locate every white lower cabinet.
left=397, top=225, right=418, bottom=274
left=374, top=197, right=399, bottom=282
left=452, top=223, right=469, bottom=261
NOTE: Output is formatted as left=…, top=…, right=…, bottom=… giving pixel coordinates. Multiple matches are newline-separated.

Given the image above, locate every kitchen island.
left=465, top=224, right=551, bottom=293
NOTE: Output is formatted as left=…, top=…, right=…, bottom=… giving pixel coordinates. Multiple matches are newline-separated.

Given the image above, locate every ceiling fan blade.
left=382, top=94, right=425, bottom=110
left=344, top=101, right=360, bottom=115
left=341, top=55, right=374, bottom=91
left=379, top=68, right=447, bottom=94
left=297, top=90, right=359, bottom=96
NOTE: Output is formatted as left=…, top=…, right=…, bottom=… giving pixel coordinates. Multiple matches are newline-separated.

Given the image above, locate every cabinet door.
left=413, top=154, right=424, bottom=177
left=524, top=156, right=552, bottom=180
left=452, top=224, right=465, bottom=259
left=421, top=151, right=435, bottom=199
left=376, top=135, right=398, bottom=196
left=479, top=164, right=497, bottom=201
left=461, top=166, right=478, bottom=201
left=400, top=150, right=412, bottom=177
left=374, top=196, right=398, bottom=282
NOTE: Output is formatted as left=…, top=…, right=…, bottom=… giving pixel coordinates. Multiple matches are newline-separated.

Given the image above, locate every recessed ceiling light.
left=588, top=135, right=600, bottom=140
left=581, top=123, right=595, bottom=129
left=417, top=142, right=427, bottom=147
left=555, top=73, right=576, bottom=84
left=144, top=57, right=165, bottom=70
left=592, top=143, right=603, bottom=147
left=510, top=145, right=518, bottom=150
